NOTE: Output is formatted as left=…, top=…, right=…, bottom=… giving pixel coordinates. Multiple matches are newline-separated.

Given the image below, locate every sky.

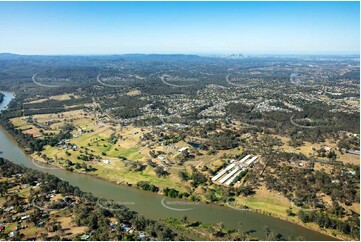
left=0, top=1, right=359, bottom=55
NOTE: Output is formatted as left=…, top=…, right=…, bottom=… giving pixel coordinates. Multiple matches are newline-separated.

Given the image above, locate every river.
left=0, top=91, right=336, bottom=240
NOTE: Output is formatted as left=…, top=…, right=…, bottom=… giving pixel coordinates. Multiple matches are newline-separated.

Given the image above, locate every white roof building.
left=246, top=156, right=257, bottom=165
left=225, top=168, right=247, bottom=186
left=178, top=147, right=189, bottom=152
left=219, top=167, right=240, bottom=184
left=211, top=163, right=236, bottom=181
left=239, top=154, right=251, bottom=164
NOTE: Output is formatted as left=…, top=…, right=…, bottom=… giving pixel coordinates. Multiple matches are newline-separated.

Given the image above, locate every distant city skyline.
left=0, top=1, right=359, bottom=55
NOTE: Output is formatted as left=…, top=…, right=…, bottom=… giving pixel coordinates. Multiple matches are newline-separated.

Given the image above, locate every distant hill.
left=0, top=53, right=22, bottom=59
left=0, top=53, right=209, bottom=67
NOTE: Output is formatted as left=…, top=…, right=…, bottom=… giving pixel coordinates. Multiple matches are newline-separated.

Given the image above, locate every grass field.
left=25, top=94, right=80, bottom=104
left=235, top=185, right=297, bottom=218
left=21, top=226, right=45, bottom=238
left=33, top=118, right=188, bottom=191
left=232, top=186, right=356, bottom=240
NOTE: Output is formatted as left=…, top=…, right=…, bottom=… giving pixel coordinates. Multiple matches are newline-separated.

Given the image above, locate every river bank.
left=33, top=156, right=358, bottom=240
left=0, top=91, right=340, bottom=240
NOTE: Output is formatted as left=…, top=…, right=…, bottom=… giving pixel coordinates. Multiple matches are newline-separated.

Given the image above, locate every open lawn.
left=235, top=185, right=297, bottom=218
left=37, top=123, right=187, bottom=192
left=57, top=216, right=87, bottom=236
left=25, top=94, right=80, bottom=104
left=21, top=226, right=45, bottom=238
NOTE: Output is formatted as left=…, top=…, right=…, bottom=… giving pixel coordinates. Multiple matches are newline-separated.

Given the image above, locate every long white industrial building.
left=219, top=166, right=240, bottom=184
left=225, top=169, right=241, bottom=185
left=224, top=167, right=248, bottom=185
left=245, top=156, right=257, bottom=165
left=211, top=163, right=236, bottom=181
left=211, top=155, right=258, bottom=185
left=239, top=154, right=251, bottom=163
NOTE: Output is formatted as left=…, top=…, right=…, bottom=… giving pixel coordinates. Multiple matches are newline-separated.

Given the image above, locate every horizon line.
left=1, top=52, right=360, bottom=57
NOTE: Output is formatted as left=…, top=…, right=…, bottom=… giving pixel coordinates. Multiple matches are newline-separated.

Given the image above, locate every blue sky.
left=0, top=1, right=359, bottom=55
